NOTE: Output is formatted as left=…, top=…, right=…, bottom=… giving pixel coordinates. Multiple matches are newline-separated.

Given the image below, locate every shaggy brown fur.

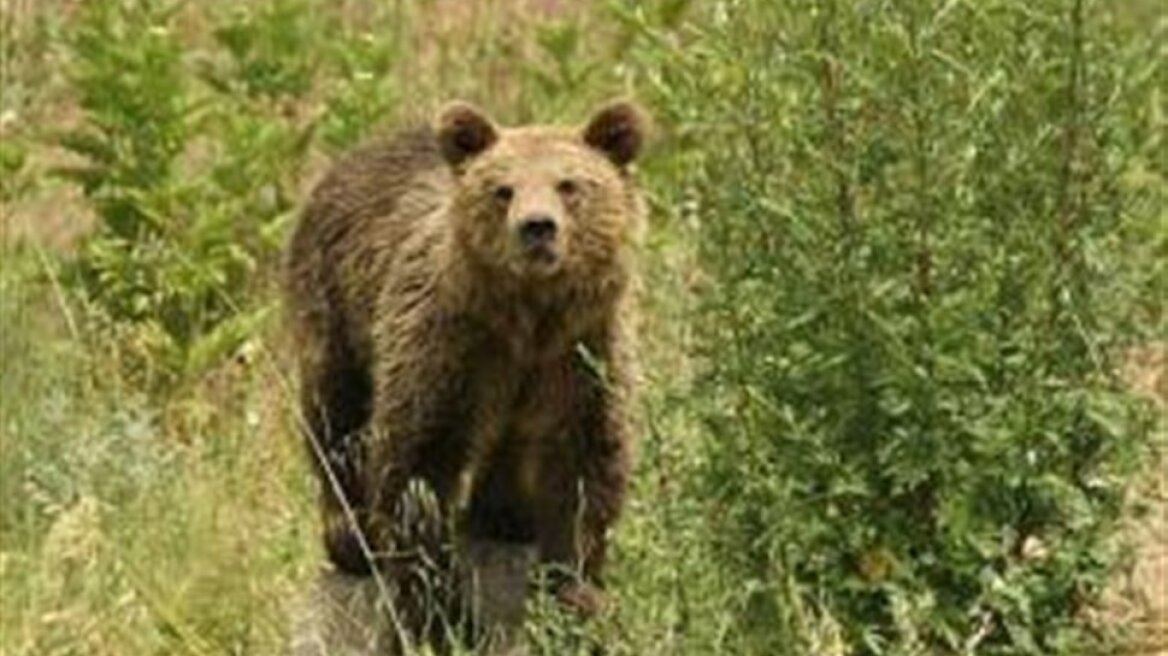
left=285, top=100, right=648, bottom=644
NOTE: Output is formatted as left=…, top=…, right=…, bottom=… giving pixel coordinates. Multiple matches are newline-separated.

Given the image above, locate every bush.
left=626, top=1, right=1159, bottom=653
left=55, top=0, right=335, bottom=389
left=56, top=0, right=257, bottom=389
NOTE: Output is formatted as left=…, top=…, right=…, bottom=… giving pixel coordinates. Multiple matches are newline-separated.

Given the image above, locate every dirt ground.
left=1111, top=344, right=1168, bottom=656
left=286, top=541, right=534, bottom=656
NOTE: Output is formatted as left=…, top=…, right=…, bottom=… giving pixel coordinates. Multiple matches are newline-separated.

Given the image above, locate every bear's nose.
left=518, top=215, right=558, bottom=246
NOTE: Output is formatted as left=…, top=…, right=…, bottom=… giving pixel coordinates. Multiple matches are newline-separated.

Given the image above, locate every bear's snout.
left=517, top=214, right=558, bottom=248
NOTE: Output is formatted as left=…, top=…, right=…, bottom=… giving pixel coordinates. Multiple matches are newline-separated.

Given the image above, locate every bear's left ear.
left=582, top=100, right=649, bottom=168
left=435, top=101, right=499, bottom=167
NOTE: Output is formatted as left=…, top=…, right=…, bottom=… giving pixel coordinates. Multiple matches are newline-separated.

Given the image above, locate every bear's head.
left=436, top=100, right=648, bottom=290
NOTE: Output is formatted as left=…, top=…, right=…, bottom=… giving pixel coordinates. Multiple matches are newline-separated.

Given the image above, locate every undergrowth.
left=0, top=1, right=1162, bottom=654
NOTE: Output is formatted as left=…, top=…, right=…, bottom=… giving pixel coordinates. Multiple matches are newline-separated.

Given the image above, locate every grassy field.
left=1, top=1, right=1164, bottom=655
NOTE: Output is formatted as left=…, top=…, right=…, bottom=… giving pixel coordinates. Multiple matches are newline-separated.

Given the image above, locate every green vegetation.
left=628, top=1, right=1163, bottom=653
left=1, top=1, right=1162, bottom=655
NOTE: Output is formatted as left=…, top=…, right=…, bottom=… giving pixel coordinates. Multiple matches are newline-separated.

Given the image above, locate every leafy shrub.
left=204, top=0, right=319, bottom=102
left=0, top=138, right=29, bottom=202
left=318, top=26, right=399, bottom=152
left=626, top=1, right=1159, bottom=654
left=56, top=0, right=317, bottom=389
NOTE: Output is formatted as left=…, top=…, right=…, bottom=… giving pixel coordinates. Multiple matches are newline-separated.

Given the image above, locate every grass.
left=0, top=248, right=316, bottom=655
left=1, top=0, right=1164, bottom=655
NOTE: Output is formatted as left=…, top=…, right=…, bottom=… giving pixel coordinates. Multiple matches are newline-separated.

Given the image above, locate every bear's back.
left=286, top=128, right=455, bottom=359
left=311, top=129, right=447, bottom=222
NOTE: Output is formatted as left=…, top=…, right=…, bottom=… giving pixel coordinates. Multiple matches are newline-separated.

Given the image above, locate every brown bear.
left=284, top=99, right=648, bottom=645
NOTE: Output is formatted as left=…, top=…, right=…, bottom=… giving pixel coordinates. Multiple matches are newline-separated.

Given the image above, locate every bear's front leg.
left=534, top=336, right=633, bottom=617
left=363, top=314, right=473, bottom=646
left=534, top=424, right=629, bottom=617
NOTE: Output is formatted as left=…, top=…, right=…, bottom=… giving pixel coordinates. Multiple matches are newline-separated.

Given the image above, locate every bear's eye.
left=493, top=185, right=514, bottom=203
left=556, top=179, right=579, bottom=197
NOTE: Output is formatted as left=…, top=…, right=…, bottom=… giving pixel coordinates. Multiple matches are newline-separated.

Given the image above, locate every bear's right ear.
left=435, top=102, right=499, bottom=168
